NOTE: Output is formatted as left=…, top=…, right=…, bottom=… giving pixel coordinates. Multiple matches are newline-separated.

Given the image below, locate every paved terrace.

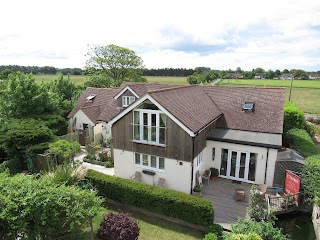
left=201, top=178, right=252, bottom=228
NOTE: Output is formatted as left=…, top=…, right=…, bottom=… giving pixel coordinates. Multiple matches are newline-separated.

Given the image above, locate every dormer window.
left=243, top=102, right=254, bottom=111
left=86, top=94, right=96, bottom=102
left=122, top=96, right=135, bottom=107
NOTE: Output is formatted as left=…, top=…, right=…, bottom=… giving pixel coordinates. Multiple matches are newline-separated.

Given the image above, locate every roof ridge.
left=147, top=85, right=194, bottom=94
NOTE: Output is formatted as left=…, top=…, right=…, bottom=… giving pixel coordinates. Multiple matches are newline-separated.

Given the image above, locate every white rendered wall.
left=72, top=110, right=94, bottom=130
left=204, top=140, right=272, bottom=184
left=114, top=149, right=192, bottom=194
left=265, top=148, right=278, bottom=186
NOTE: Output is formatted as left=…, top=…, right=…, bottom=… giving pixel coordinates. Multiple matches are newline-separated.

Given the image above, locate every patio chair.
left=130, top=171, right=142, bottom=182
left=233, top=187, right=246, bottom=201
left=155, top=177, right=165, bottom=187
left=201, top=169, right=211, bottom=184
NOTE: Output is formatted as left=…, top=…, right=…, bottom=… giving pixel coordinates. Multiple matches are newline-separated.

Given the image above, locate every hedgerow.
left=86, top=169, right=214, bottom=227
left=283, top=101, right=304, bottom=133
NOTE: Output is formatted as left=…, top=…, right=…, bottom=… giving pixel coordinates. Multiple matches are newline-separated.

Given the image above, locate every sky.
left=1, top=0, right=320, bottom=71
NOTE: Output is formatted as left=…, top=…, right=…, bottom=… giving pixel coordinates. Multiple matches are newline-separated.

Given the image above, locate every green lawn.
left=81, top=203, right=205, bottom=240
left=34, top=74, right=86, bottom=85
left=146, top=76, right=188, bottom=85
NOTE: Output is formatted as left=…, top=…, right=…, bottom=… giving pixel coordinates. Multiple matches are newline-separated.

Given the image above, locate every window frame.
left=134, top=153, right=165, bottom=172
left=122, top=96, right=135, bottom=107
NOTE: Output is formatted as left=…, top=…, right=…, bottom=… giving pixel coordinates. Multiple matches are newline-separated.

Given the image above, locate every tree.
left=47, top=139, right=81, bottom=164
left=0, top=72, right=54, bottom=119
left=283, top=69, right=289, bottom=74
left=84, top=72, right=113, bottom=88
left=0, top=172, right=103, bottom=239
left=266, top=69, right=275, bottom=79
left=85, top=44, right=145, bottom=86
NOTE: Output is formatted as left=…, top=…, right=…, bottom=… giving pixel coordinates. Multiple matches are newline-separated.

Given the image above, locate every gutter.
left=190, top=134, right=196, bottom=194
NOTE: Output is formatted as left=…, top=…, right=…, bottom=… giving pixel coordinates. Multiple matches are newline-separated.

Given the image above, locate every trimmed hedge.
left=86, top=169, right=214, bottom=227
left=302, top=154, right=320, bottom=201
left=283, top=101, right=304, bottom=133
left=285, top=128, right=319, bottom=157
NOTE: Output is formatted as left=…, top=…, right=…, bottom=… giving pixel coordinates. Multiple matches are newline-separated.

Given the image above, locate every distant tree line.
left=0, top=65, right=83, bottom=75
left=143, top=68, right=195, bottom=77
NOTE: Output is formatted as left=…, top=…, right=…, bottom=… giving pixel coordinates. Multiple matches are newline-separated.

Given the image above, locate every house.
left=280, top=74, right=294, bottom=80
left=254, top=73, right=266, bottom=79
left=228, top=73, right=243, bottom=79
left=309, top=74, right=320, bottom=80
left=68, top=83, right=285, bottom=194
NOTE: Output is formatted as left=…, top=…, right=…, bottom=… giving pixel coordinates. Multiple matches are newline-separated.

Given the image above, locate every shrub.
left=304, top=122, right=317, bottom=137
left=224, top=233, right=262, bottom=240
left=208, top=223, right=223, bottom=236
left=203, top=232, right=217, bottom=240
left=247, top=185, right=268, bottom=221
left=86, top=169, right=214, bottom=226
left=97, top=213, right=139, bottom=240
left=285, top=128, right=319, bottom=157
left=0, top=159, right=24, bottom=174
left=225, top=218, right=286, bottom=240
left=283, top=101, right=304, bottom=133
left=302, top=154, right=320, bottom=201
left=105, top=161, right=114, bottom=168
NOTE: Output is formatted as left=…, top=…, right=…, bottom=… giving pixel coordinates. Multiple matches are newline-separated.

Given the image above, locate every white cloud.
left=0, top=0, right=319, bottom=70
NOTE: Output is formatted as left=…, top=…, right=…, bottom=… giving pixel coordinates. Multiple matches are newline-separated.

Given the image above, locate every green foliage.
left=0, top=159, right=24, bottom=174
left=97, top=212, right=140, bottom=240
left=85, top=44, right=145, bottom=87
left=47, top=139, right=81, bottom=164
left=187, top=73, right=206, bottom=84
left=0, top=172, right=103, bottom=239
left=86, top=169, right=214, bottom=227
left=46, top=164, right=81, bottom=186
left=283, top=101, right=304, bottom=133
left=0, top=72, right=55, bottom=119
left=302, top=154, right=320, bottom=202
left=285, top=128, right=319, bottom=157
left=203, top=232, right=217, bottom=240
left=224, top=218, right=286, bottom=240
left=84, top=72, right=113, bottom=88
left=104, top=161, right=114, bottom=168
left=0, top=118, right=54, bottom=162
left=224, top=233, right=262, bottom=240
left=304, top=122, right=318, bottom=137
left=208, top=223, right=223, bottom=236
left=247, top=185, right=268, bottom=221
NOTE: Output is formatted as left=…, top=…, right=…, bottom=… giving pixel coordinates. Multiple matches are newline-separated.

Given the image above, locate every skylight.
left=243, top=102, right=254, bottom=111
left=86, top=94, right=96, bottom=102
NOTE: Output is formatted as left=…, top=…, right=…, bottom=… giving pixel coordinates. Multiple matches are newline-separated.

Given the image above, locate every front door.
left=221, top=149, right=255, bottom=182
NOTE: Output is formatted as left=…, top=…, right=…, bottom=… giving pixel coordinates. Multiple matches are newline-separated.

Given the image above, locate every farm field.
left=33, top=74, right=320, bottom=113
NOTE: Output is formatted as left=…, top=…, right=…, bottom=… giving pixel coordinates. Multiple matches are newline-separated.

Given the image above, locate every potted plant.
left=210, top=168, right=219, bottom=179
left=193, top=185, right=202, bottom=197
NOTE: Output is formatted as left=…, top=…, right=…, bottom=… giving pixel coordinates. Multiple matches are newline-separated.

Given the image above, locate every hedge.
left=86, top=169, right=214, bottom=227
left=283, top=101, right=304, bottom=133
left=285, top=128, right=319, bottom=157
left=302, top=154, right=320, bottom=202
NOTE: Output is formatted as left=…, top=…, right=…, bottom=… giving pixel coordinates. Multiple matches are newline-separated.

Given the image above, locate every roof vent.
left=86, top=94, right=96, bottom=102
left=243, top=102, right=254, bottom=111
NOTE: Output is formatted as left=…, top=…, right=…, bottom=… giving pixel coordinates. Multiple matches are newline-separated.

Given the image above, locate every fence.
left=267, top=192, right=300, bottom=215
left=33, top=154, right=56, bottom=173
left=273, top=160, right=304, bottom=187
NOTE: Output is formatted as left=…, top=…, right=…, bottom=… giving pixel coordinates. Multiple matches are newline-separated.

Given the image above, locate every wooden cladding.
left=112, top=111, right=217, bottom=162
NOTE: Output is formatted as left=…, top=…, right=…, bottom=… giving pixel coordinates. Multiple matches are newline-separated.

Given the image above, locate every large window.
left=132, top=102, right=166, bottom=145
left=122, top=96, right=135, bottom=107
left=134, top=153, right=165, bottom=171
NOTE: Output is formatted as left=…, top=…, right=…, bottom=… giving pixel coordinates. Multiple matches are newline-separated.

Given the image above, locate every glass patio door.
left=226, top=150, right=250, bottom=181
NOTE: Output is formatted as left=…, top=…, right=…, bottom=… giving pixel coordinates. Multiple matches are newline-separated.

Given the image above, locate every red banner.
left=285, top=170, right=301, bottom=203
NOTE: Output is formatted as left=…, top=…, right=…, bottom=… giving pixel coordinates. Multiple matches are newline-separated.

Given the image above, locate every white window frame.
left=122, top=96, right=135, bottom=107
left=132, top=109, right=166, bottom=146
left=134, top=153, right=165, bottom=172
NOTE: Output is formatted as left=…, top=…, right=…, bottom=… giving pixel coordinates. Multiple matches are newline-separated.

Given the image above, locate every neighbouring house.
left=309, top=74, right=320, bottom=80
left=280, top=74, right=294, bottom=80
left=68, top=83, right=285, bottom=194
left=254, top=73, right=266, bottom=79
left=228, top=73, right=243, bottom=79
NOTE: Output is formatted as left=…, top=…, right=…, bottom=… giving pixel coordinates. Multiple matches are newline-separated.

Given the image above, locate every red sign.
left=284, top=170, right=301, bottom=203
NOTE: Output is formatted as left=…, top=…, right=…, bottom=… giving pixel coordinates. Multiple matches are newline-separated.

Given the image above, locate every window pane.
left=135, top=153, right=140, bottom=165
left=143, top=126, right=148, bottom=141
left=159, top=128, right=165, bottom=144
left=129, top=97, right=135, bottom=104
left=133, top=125, right=140, bottom=140
left=248, top=153, right=257, bottom=181
left=220, top=149, right=228, bottom=176
left=159, top=158, right=165, bottom=170
left=143, top=113, right=148, bottom=125
left=122, top=96, right=127, bottom=106
left=159, top=114, right=166, bottom=127
left=151, top=114, right=156, bottom=126
left=151, top=156, right=157, bottom=168
left=143, top=155, right=148, bottom=166
left=151, top=127, right=156, bottom=142
left=134, top=111, right=140, bottom=124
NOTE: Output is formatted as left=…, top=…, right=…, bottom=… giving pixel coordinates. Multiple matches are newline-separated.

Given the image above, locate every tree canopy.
left=85, top=44, right=146, bottom=87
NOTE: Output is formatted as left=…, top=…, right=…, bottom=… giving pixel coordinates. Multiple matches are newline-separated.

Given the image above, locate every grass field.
left=33, top=74, right=320, bottom=113
left=82, top=203, right=205, bottom=240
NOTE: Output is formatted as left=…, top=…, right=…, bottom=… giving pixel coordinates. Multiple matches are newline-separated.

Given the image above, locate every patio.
left=201, top=177, right=252, bottom=228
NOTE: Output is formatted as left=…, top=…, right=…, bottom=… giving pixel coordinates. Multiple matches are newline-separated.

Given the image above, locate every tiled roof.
left=149, top=85, right=222, bottom=132
left=203, top=86, right=285, bottom=134
left=68, top=83, right=285, bottom=134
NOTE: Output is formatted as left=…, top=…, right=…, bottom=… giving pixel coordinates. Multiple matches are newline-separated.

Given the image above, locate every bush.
left=225, top=218, right=286, bottom=240
left=86, top=169, right=214, bottom=227
left=283, top=101, right=304, bottom=133
left=97, top=213, right=139, bottom=240
left=203, top=232, right=217, bottom=240
left=285, top=128, right=319, bottom=157
left=105, top=161, right=114, bottom=168
left=208, top=224, right=223, bottom=237
left=0, top=159, right=24, bottom=174
left=302, top=154, right=320, bottom=201
left=304, top=122, right=318, bottom=137
left=224, top=233, right=262, bottom=240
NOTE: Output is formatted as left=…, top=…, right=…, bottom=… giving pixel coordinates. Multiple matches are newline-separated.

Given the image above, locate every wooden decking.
left=201, top=177, right=252, bottom=227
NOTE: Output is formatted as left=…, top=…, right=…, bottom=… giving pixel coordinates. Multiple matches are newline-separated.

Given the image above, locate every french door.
left=220, top=149, right=255, bottom=182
